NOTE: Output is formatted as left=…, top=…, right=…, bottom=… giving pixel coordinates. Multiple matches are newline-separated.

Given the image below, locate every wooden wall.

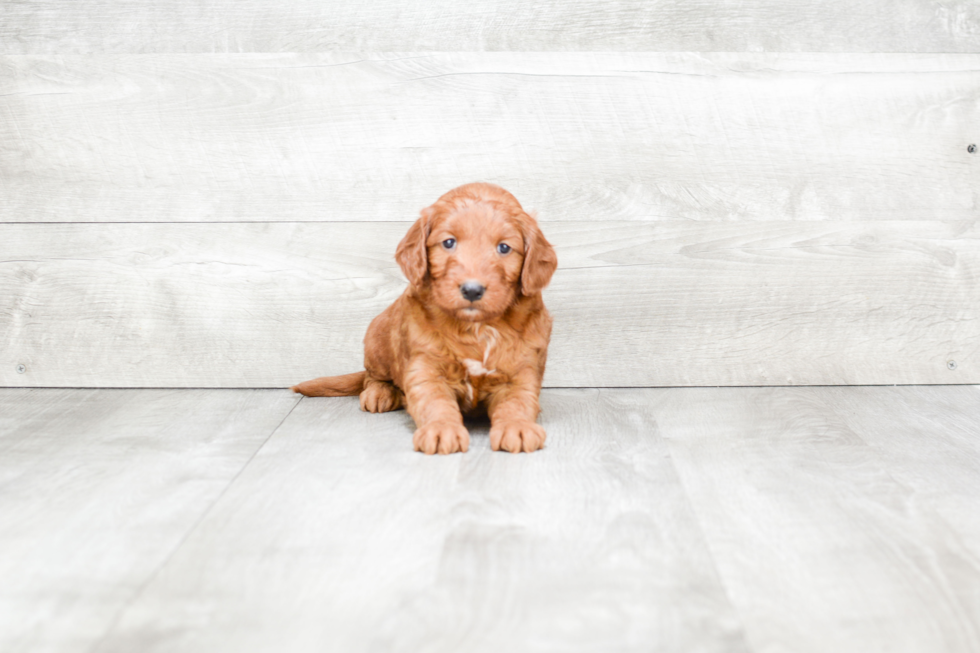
left=3, top=1, right=980, bottom=53
left=1, top=5, right=977, bottom=387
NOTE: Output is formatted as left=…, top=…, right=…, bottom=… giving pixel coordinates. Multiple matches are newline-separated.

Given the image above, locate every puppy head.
left=395, top=183, right=557, bottom=322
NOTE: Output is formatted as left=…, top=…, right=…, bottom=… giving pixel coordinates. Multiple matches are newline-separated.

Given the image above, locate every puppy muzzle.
left=460, top=281, right=486, bottom=302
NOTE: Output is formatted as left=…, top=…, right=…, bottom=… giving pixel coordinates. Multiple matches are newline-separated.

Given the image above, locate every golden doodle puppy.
left=292, top=183, right=557, bottom=455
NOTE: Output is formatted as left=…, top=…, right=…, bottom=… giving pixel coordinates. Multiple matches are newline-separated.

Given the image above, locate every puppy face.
left=396, top=183, right=557, bottom=323
left=426, top=203, right=525, bottom=322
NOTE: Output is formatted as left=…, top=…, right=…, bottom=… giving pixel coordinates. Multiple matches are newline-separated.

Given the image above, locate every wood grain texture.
left=828, top=385, right=980, bottom=554
left=2, top=220, right=976, bottom=388
left=653, top=386, right=980, bottom=653
left=370, top=390, right=748, bottom=652
left=6, top=387, right=979, bottom=652
left=0, top=388, right=299, bottom=653
left=93, top=395, right=465, bottom=653
left=3, top=0, right=980, bottom=53
left=2, top=53, right=977, bottom=223
left=93, top=389, right=749, bottom=653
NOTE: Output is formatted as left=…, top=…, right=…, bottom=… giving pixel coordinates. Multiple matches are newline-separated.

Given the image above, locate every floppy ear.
left=395, top=208, right=432, bottom=287
left=520, top=213, right=558, bottom=295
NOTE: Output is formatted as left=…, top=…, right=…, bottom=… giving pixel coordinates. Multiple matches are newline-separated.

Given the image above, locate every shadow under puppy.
left=292, top=182, right=557, bottom=455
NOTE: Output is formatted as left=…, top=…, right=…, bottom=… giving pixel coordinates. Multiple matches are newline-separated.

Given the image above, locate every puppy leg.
left=404, top=372, right=469, bottom=455
left=359, top=377, right=404, bottom=413
left=488, top=370, right=546, bottom=453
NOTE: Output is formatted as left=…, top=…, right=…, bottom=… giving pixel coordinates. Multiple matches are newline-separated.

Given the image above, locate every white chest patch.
left=462, top=358, right=494, bottom=377
left=462, top=324, right=499, bottom=377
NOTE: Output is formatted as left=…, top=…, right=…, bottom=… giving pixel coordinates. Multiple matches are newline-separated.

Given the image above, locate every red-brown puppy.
left=292, top=182, right=557, bottom=455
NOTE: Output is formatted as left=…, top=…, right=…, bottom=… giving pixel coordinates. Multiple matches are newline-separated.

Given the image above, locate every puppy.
left=292, top=183, right=557, bottom=455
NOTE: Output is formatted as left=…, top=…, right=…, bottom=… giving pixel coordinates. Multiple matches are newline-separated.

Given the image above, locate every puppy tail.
left=290, top=371, right=367, bottom=397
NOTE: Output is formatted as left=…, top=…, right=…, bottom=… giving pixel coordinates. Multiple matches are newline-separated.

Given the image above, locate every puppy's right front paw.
left=413, top=421, right=470, bottom=455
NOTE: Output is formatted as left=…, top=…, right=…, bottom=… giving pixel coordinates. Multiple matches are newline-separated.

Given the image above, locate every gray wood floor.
left=2, top=386, right=979, bottom=653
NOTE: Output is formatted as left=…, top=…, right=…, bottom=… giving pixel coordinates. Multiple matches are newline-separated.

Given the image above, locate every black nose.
left=460, top=281, right=485, bottom=302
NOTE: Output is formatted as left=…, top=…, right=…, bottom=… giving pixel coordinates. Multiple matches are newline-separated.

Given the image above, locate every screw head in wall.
left=15, top=364, right=26, bottom=374
left=969, top=144, right=977, bottom=154
left=947, top=360, right=957, bottom=371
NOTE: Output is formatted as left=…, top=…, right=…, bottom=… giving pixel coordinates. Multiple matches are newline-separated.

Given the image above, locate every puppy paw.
left=413, top=421, right=470, bottom=455
left=360, top=381, right=403, bottom=413
left=490, top=420, right=546, bottom=453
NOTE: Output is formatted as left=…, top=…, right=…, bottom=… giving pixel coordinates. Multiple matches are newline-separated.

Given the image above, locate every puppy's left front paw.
left=490, top=420, right=546, bottom=453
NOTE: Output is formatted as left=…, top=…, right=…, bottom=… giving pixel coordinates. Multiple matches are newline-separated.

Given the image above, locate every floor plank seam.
left=825, top=393, right=980, bottom=652
left=82, top=393, right=303, bottom=653
left=656, top=430, right=760, bottom=653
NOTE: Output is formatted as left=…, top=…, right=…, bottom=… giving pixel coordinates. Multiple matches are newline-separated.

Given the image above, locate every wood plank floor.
left=2, top=386, right=979, bottom=652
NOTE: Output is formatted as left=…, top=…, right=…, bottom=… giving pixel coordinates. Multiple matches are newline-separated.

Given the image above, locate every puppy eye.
left=497, top=243, right=512, bottom=254
left=442, top=238, right=456, bottom=250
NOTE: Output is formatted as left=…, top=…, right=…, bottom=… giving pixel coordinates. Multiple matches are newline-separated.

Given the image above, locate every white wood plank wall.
left=2, top=54, right=978, bottom=224
left=1, top=6, right=977, bottom=388
left=2, top=1, right=979, bottom=53
left=1, top=221, right=976, bottom=387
